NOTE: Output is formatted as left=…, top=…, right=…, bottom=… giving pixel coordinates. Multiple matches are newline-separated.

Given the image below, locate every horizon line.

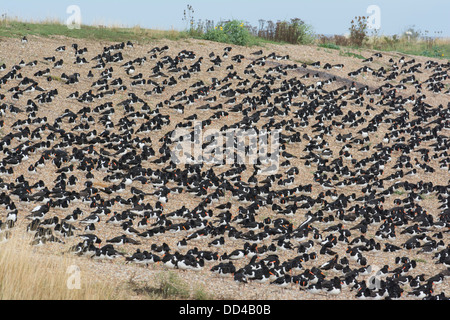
left=1, top=14, right=449, bottom=39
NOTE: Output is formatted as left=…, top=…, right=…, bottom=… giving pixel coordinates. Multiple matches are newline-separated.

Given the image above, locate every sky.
left=1, top=0, right=449, bottom=37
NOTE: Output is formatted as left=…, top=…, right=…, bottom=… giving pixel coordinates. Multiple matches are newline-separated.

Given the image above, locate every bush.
left=203, top=20, right=252, bottom=46
left=254, top=18, right=315, bottom=45
left=349, top=16, right=369, bottom=47
left=295, top=19, right=316, bottom=45
left=275, top=19, right=315, bottom=44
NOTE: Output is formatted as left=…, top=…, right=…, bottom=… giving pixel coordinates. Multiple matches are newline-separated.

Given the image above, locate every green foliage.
left=291, top=19, right=316, bottom=44
left=318, top=42, right=340, bottom=50
left=203, top=20, right=252, bottom=46
left=339, top=49, right=365, bottom=60
left=420, top=46, right=447, bottom=58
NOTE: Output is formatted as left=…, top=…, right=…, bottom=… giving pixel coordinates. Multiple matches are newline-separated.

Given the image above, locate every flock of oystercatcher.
left=0, top=35, right=449, bottom=299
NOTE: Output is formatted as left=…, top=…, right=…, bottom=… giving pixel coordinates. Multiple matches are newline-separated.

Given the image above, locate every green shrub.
left=286, top=18, right=315, bottom=45
left=203, top=20, right=252, bottom=46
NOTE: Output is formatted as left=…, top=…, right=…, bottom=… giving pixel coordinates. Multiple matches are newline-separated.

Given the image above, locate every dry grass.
left=0, top=17, right=187, bottom=43
left=0, top=234, right=122, bottom=300
left=0, top=232, right=214, bottom=300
